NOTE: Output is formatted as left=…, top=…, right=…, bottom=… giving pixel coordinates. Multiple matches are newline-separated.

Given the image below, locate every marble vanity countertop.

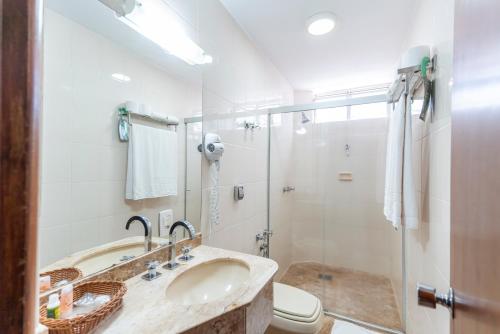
left=41, top=236, right=169, bottom=274
left=95, top=245, right=278, bottom=334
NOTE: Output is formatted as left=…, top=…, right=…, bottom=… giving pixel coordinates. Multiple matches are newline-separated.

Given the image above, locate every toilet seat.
left=271, top=283, right=323, bottom=334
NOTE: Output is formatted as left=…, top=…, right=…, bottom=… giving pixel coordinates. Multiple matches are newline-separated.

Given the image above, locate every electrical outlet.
left=159, top=209, right=173, bottom=237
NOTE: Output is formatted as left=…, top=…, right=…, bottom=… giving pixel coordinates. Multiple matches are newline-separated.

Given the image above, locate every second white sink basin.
left=74, top=241, right=159, bottom=275
left=166, top=258, right=250, bottom=305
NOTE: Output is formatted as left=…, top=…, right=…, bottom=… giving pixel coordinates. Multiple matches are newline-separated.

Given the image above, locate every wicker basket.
left=40, top=268, right=83, bottom=289
left=40, top=281, right=127, bottom=334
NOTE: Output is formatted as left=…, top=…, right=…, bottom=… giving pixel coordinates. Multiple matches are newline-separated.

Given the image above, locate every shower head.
left=300, top=111, right=311, bottom=124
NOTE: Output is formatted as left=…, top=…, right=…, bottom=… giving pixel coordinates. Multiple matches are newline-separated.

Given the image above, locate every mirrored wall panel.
left=38, top=0, right=203, bottom=291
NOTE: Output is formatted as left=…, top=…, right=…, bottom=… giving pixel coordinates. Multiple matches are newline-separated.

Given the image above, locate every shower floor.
left=279, top=262, right=402, bottom=331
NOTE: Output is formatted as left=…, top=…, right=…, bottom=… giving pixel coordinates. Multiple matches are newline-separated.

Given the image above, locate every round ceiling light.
left=307, top=13, right=336, bottom=36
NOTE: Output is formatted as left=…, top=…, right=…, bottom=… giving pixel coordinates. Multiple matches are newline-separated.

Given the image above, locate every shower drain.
left=318, top=273, right=333, bottom=281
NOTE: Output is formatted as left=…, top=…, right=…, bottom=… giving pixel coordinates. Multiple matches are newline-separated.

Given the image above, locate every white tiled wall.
left=199, top=0, right=293, bottom=264
left=39, top=9, right=202, bottom=267
left=398, top=0, right=454, bottom=333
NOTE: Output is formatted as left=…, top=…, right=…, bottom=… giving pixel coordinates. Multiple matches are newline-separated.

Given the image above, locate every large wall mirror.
left=38, top=0, right=203, bottom=291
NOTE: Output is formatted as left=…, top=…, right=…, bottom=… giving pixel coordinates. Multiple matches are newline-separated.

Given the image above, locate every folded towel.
left=150, top=111, right=166, bottom=121
left=384, top=99, right=418, bottom=229
left=126, top=124, right=177, bottom=200
left=137, top=104, right=152, bottom=117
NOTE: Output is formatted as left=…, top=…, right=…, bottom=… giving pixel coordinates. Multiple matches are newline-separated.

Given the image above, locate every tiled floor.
left=279, top=262, right=402, bottom=331
left=265, top=316, right=334, bottom=334
left=332, top=320, right=381, bottom=333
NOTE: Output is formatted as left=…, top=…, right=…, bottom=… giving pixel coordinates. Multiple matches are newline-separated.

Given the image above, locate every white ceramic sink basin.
left=74, top=242, right=158, bottom=275
left=166, top=258, right=250, bottom=305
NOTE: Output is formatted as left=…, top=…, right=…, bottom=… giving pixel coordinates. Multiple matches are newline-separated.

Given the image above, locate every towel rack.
left=118, top=106, right=179, bottom=142
left=387, top=55, right=436, bottom=105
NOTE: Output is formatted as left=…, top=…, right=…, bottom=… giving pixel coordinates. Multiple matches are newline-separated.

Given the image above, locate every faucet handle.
left=142, top=261, right=161, bottom=281
left=146, top=260, right=159, bottom=269
left=179, top=245, right=194, bottom=262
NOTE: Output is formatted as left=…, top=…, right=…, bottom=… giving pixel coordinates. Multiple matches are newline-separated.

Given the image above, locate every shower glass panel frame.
left=184, top=117, right=203, bottom=233
left=266, top=94, right=407, bottom=334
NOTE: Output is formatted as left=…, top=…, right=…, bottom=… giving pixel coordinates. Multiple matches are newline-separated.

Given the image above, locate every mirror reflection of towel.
left=126, top=124, right=177, bottom=200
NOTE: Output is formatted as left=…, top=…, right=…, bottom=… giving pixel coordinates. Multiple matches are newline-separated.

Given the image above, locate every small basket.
left=40, top=281, right=127, bottom=334
left=40, top=268, right=83, bottom=288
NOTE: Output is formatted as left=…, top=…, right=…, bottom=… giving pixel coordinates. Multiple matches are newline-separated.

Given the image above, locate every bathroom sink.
left=165, top=258, right=250, bottom=305
left=73, top=241, right=159, bottom=275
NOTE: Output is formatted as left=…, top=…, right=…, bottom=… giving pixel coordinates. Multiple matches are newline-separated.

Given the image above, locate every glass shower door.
left=319, top=102, right=403, bottom=332
left=268, top=110, right=326, bottom=304
left=268, top=100, right=404, bottom=333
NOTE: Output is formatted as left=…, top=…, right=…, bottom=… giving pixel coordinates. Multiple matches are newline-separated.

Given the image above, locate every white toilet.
left=270, top=282, right=324, bottom=334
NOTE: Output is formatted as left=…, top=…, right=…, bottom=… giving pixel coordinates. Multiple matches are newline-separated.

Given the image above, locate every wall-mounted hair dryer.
left=203, top=133, right=224, bottom=161
left=203, top=133, right=224, bottom=236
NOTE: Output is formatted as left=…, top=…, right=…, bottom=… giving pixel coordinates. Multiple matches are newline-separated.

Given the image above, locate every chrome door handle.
left=417, top=283, right=455, bottom=318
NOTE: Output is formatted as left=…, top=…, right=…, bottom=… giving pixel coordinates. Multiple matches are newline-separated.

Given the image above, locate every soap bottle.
left=46, top=293, right=60, bottom=319
left=60, top=283, right=73, bottom=318
left=39, top=276, right=51, bottom=293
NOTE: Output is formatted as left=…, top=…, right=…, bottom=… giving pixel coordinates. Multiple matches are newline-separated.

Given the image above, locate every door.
left=451, top=0, right=500, bottom=332
left=0, top=1, right=43, bottom=333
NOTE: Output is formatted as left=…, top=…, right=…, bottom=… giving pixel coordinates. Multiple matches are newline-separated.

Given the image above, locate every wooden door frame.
left=0, top=0, right=43, bottom=333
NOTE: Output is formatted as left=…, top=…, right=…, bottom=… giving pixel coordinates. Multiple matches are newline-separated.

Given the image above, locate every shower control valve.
left=263, top=229, right=273, bottom=237
left=256, top=229, right=273, bottom=242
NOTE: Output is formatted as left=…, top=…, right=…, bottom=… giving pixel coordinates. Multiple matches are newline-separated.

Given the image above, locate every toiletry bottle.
left=60, top=283, right=73, bottom=318
left=39, top=276, right=51, bottom=293
left=46, top=293, right=60, bottom=319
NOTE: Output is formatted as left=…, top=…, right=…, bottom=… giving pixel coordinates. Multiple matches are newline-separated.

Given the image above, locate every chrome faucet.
left=163, top=220, right=196, bottom=270
left=126, top=215, right=152, bottom=252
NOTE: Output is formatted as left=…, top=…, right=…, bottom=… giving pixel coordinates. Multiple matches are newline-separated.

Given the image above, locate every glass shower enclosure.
left=267, top=93, right=405, bottom=334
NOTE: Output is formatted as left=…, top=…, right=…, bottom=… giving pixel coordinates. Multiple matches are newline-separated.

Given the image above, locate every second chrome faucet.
left=163, top=220, right=196, bottom=270
left=126, top=215, right=152, bottom=252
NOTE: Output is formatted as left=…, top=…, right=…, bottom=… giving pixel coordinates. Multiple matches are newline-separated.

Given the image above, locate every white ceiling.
left=220, top=0, right=417, bottom=92
left=46, top=0, right=202, bottom=84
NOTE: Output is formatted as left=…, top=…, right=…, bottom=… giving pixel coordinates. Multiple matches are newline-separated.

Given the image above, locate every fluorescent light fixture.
left=111, top=72, right=131, bottom=82
left=307, top=12, right=336, bottom=36
left=107, top=0, right=212, bottom=65
left=99, top=0, right=136, bottom=16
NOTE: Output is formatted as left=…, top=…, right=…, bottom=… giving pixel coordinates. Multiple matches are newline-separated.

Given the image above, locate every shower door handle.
left=417, top=283, right=455, bottom=318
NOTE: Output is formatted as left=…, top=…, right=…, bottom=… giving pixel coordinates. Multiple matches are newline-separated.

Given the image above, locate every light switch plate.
left=234, top=185, right=244, bottom=201
left=159, top=209, right=173, bottom=237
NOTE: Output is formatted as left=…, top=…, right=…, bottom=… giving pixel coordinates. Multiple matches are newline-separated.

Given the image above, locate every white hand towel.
left=126, top=124, right=177, bottom=200
left=384, top=99, right=419, bottom=229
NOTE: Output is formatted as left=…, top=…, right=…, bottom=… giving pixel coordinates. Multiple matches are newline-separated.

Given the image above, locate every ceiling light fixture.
left=307, top=12, right=336, bottom=36
left=99, top=0, right=212, bottom=65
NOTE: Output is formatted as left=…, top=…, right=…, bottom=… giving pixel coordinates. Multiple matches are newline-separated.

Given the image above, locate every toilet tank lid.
left=273, top=282, right=320, bottom=318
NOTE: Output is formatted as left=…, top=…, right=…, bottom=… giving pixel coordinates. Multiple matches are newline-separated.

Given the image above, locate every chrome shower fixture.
left=300, top=111, right=311, bottom=124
